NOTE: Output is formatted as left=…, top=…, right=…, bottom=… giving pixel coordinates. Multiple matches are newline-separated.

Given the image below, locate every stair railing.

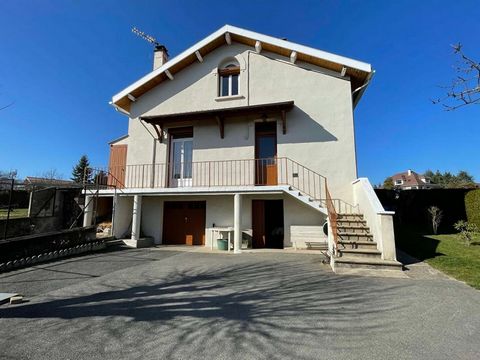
left=325, top=180, right=339, bottom=253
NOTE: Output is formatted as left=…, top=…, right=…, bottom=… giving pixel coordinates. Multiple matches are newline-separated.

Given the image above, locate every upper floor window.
left=395, top=179, right=403, bottom=185
left=219, top=63, right=240, bottom=97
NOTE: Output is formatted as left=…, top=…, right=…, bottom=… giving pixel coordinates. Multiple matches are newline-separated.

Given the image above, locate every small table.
left=210, top=227, right=234, bottom=251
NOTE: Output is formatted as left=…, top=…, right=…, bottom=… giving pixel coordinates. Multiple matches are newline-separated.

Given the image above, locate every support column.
left=83, top=195, right=94, bottom=227
left=131, top=195, right=142, bottom=241
left=233, top=193, right=242, bottom=254
left=111, top=193, right=119, bottom=237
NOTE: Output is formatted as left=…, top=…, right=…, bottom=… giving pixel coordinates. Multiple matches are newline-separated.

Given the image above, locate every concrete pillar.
left=131, top=195, right=142, bottom=241
left=111, top=194, right=119, bottom=237
left=233, top=193, right=242, bottom=254
left=83, top=195, right=94, bottom=227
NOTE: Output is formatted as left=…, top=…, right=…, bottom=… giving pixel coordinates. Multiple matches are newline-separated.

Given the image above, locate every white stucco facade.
left=122, top=43, right=357, bottom=202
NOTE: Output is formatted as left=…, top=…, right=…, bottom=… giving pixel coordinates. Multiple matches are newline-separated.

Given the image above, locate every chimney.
left=407, top=169, right=412, bottom=176
left=153, top=44, right=168, bottom=70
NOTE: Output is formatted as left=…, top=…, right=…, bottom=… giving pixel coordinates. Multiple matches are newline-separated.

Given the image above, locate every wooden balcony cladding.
left=140, top=101, right=294, bottom=139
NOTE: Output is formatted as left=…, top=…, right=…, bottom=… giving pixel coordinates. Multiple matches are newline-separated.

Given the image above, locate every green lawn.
left=0, top=208, right=29, bottom=219
left=397, top=229, right=480, bottom=289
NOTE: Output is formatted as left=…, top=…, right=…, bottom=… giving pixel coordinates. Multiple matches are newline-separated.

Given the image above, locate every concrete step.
left=337, top=213, right=364, bottom=221
left=338, top=248, right=382, bottom=259
left=338, top=232, right=373, bottom=241
left=336, top=219, right=367, bottom=227
left=338, top=240, right=378, bottom=249
left=336, top=225, right=370, bottom=234
left=333, top=256, right=403, bottom=271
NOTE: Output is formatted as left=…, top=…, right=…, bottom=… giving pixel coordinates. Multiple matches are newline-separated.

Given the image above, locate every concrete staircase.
left=332, top=213, right=403, bottom=273
left=283, top=187, right=402, bottom=275
left=284, top=187, right=327, bottom=215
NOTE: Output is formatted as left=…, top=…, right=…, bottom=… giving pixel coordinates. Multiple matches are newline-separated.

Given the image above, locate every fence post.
left=3, top=178, right=14, bottom=240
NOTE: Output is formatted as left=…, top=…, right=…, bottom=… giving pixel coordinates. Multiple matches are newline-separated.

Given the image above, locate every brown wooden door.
left=108, top=144, right=127, bottom=188
left=185, top=202, right=206, bottom=245
left=163, top=201, right=206, bottom=245
left=252, top=200, right=266, bottom=248
left=252, top=199, right=284, bottom=249
left=255, top=122, right=277, bottom=185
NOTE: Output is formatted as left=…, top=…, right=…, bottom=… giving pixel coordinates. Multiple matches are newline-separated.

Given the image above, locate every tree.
left=41, top=169, right=63, bottom=180
left=424, top=169, right=475, bottom=188
left=71, top=155, right=92, bottom=183
left=427, top=206, right=443, bottom=235
left=383, top=177, right=394, bottom=190
left=433, top=44, right=480, bottom=110
left=0, top=169, right=17, bottom=179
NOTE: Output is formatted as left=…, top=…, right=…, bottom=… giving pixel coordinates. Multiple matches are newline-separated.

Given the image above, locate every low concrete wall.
left=0, top=226, right=100, bottom=271
left=352, top=178, right=397, bottom=261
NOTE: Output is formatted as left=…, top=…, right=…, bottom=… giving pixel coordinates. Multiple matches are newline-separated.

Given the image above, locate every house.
left=83, top=25, right=400, bottom=272
left=390, top=170, right=436, bottom=190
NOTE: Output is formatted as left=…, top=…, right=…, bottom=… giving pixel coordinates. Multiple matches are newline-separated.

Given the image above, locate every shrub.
left=427, top=206, right=443, bottom=234
left=454, top=220, right=479, bottom=246
left=465, top=189, right=480, bottom=228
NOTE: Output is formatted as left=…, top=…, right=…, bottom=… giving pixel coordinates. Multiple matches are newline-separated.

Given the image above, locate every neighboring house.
left=84, top=25, right=400, bottom=272
left=390, top=170, right=437, bottom=190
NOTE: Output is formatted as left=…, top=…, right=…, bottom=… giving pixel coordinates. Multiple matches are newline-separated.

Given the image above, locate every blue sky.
left=0, top=0, right=478, bottom=184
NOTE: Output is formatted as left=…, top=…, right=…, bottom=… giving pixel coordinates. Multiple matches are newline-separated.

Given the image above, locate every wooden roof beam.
left=225, top=32, right=232, bottom=45
left=215, top=116, right=225, bottom=139
left=195, top=50, right=203, bottom=62
left=255, top=41, right=262, bottom=53
left=164, top=70, right=174, bottom=80
left=290, top=51, right=298, bottom=64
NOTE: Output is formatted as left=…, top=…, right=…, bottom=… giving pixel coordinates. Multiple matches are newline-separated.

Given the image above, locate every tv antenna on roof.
left=132, top=27, right=160, bottom=47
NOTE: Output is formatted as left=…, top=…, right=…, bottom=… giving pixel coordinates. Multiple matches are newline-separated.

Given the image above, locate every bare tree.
left=433, top=44, right=480, bottom=110
left=41, top=169, right=63, bottom=180
left=428, top=206, right=443, bottom=235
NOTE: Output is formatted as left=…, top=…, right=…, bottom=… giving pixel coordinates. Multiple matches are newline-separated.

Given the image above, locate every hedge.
left=465, top=189, right=480, bottom=227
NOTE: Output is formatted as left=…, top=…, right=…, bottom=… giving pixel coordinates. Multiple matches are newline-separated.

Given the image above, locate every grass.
left=0, top=208, right=29, bottom=219
left=397, top=228, right=480, bottom=289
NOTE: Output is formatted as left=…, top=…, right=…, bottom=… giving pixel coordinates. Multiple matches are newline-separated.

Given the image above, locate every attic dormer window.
left=219, top=63, right=240, bottom=97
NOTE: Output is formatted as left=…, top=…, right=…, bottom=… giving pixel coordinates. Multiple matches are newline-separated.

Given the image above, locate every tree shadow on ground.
left=0, top=254, right=407, bottom=359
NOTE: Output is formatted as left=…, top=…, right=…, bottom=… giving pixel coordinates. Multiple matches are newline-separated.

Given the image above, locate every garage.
left=162, top=201, right=206, bottom=245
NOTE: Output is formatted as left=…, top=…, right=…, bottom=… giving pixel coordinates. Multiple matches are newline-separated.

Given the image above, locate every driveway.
left=0, top=246, right=479, bottom=360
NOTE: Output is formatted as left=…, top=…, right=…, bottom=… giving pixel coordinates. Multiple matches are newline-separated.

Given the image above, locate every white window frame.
left=395, top=179, right=403, bottom=185
left=219, top=64, right=239, bottom=97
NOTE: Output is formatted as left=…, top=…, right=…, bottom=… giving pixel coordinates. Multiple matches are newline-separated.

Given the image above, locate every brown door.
left=163, top=201, right=206, bottom=245
left=252, top=199, right=284, bottom=249
left=108, top=144, right=127, bottom=188
left=255, top=122, right=277, bottom=185
left=252, top=200, right=266, bottom=248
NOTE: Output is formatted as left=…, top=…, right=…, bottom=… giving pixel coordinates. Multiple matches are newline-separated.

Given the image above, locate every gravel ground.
left=0, top=246, right=479, bottom=360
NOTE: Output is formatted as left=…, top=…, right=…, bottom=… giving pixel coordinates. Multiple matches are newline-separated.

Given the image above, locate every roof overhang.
left=111, top=25, right=373, bottom=114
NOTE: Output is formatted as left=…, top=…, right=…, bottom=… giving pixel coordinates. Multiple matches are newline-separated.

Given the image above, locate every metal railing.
left=89, top=157, right=326, bottom=194
left=88, top=157, right=356, bottom=213
left=325, top=181, right=339, bottom=252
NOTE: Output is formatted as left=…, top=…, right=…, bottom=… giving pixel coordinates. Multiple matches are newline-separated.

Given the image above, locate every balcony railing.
left=89, top=157, right=357, bottom=214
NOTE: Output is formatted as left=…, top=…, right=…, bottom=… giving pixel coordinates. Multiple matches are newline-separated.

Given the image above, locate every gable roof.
left=111, top=24, right=373, bottom=114
left=391, top=170, right=429, bottom=187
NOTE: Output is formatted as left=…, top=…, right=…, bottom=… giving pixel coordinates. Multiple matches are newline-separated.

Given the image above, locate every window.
left=219, top=63, right=240, bottom=97
left=395, top=179, right=403, bottom=185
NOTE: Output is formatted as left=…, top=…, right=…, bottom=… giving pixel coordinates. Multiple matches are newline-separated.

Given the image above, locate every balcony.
left=90, top=157, right=327, bottom=201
